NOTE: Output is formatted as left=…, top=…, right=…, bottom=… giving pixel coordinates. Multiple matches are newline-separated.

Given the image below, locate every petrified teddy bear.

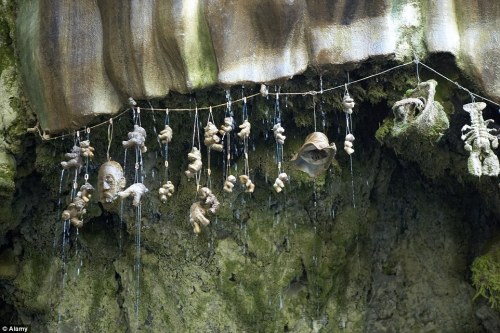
left=159, top=181, right=175, bottom=203
left=273, top=123, right=286, bottom=145
left=189, top=187, right=220, bottom=234
left=79, top=140, right=95, bottom=159
left=117, top=183, right=149, bottom=207
left=185, top=147, right=202, bottom=178
left=158, top=125, right=173, bottom=144
left=122, top=125, right=148, bottom=153
left=204, top=122, right=223, bottom=152
left=61, top=145, right=83, bottom=170
left=237, top=120, right=251, bottom=140
left=61, top=183, right=94, bottom=228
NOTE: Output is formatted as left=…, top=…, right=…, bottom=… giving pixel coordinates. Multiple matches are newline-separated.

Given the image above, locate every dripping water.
left=53, top=169, right=66, bottom=251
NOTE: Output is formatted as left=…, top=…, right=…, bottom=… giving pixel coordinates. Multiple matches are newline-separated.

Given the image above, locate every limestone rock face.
left=16, top=0, right=500, bottom=133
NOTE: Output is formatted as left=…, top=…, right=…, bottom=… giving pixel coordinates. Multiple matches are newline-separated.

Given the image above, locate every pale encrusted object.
left=219, top=117, right=234, bottom=135
left=185, top=147, right=202, bottom=178
left=344, top=133, right=355, bottom=155
left=204, top=122, right=223, bottom=152
left=273, top=123, right=286, bottom=145
left=189, top=187, right=220, bottom=234
left=461, top=102, right=499, bottom=177
left=342, top=94, right=355, bottom=114
left=158, top=125, right=173, bottom=144
left=118, top=183, right=149, bottom=206
left=61, top=183, right=94, bottom=228
left=291, top=132, right=337, bottom=177
left=239, top=174, right=255, bottom=193
left=260, top=84, right=269, bottom=97
left=237, top=120, right=251, bottom=139
left=392, top=97, right=424, bottom=124
left=159, top=181, right=175, bottom=203
left=122, top=124, right=147, bottom=153
left=223, top=175, right=237, bottom=192
left=273, top=172, right=288, bottom=193
left=79, top=140, right=95, bottom=159
left=61, top=145, right=83, bottom=170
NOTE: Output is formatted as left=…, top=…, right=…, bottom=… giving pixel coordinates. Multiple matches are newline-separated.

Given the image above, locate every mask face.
left=97, top=161, right=126, bottom=211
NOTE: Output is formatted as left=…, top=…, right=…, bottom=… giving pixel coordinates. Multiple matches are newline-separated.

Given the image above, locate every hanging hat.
left=291, top=132, right=337, bottom=177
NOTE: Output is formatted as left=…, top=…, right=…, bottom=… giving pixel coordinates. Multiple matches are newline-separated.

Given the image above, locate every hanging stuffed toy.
left=61, top=145, right=83, bottom=170
left=118, top=183, right=149, bottom=206
left=239, top=174, right=255, bottom=193
left=204, top=122, right=223, bottom=152
left=342, top=92, right=356, bottom=155
left=79, top=140, right=95, bottom=159
left=158, top=125, right=173, bottom=144
left=223, top=175, right=237, bottom=193
left=185, top=147, right=202, bottom=179
left=273, top=123, right=286, bottom=145
left=189, top=187, right=220, bottom=234
left=159, top=181, right=175, bottom=203
left=238, top=120, right=251, bottom=139
left=219, top=117, right=234, bottom=135
left=273, top=172, right=288, bottom=193
left=61, top=183, right=94, bottom=228
left=122, top=124, right=148, bottom=153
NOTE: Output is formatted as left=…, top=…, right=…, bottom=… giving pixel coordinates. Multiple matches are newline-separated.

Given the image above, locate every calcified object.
left=61, top=145, right=83, bottom=170
left=219, top=117, right=234, bottom=135
left=122, top=124, right=147, bottom=153
left=189, top=187, right=220, bottom=234
left=273, top=172, right=288, bottom=193
left=97, top=161, right=126, bottom=212
left=62, top=183, right=94, bottom=228
left=343, top=94, right=355, bottom=114
left=461, top=102, right=499, bottom=177
left=118, top=183, right=149, bottom=206
left=223, top=175, right=236, bottom=193
left=273, top=123, right=286, bottom=145
left=159, top=181, right=175, bottom=203
left=237, top=120, right=251, bottom=140
left=158, top=125, right=173, bottom=144
left=239, top=174, right=255, bottom=193
left=185, top=147, right=202, bottom=178
left=392, top=97, right=425, bottom=124
left=260, top=84, right=269, bottom=97
left=204, top=122, right=223, bottom=152
left=79, top=140, right=95, bottom=159
left=291, top=132, right=337, bottom=177
left=344, top=133, right=355, bottom=155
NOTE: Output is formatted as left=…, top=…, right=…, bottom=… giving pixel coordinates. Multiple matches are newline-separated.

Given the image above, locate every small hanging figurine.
left=61, top=145, right=83, bottom=170
left=189, top=187, right=220, bottom=234
left=344, top=133, right=355, bottom=155
left=61, top=183, right=94, bottom=228
left=185, top=147, right=202, bottom=178
left=342, top=93, right=355, bottom=114
left=461, top=102, right=499, bottom=177
left=204, top=122, right=223, bottom=152
left=260, top=84, right=269, bottom=97
left=273, top=123, right=286, bottom=145
left=79, top=140, right=95, bottom=159
left=219, top=117, right=234, bottom=135
left=238, top=120, right=251, bottom=139
left=239, top=174, right=255, bottom=193
left=273, top=172, right=288, bottom=193
left=122, top=124, right=148, bottom=153
left=223, top=175, right=237, bottom=192
left=158, top=125, right=173, bottom=144
left=159, top=181, right=175, bottom=203
left=342, top=92, right=356, bottom=155
left=117, top=183, right=149, bottom=206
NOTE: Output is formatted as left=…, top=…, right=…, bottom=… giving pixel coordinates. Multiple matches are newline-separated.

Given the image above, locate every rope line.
left=33, top=59, right=499, bottom=141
